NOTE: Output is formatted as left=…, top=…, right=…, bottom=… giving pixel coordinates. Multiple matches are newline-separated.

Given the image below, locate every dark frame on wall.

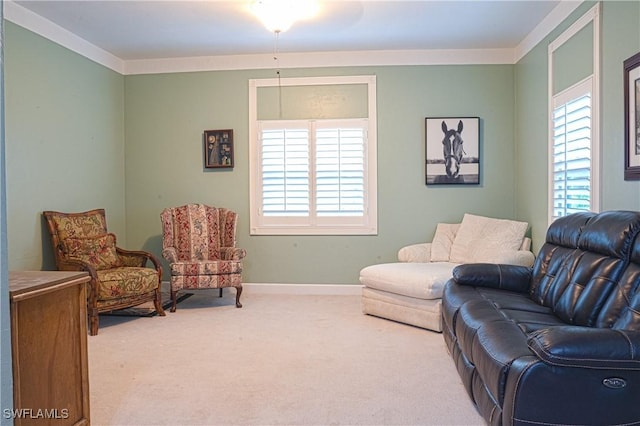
left=624, top=51, right=640, bottom=180
left=425, top=117, right=480, bottom=185
left=204, top=129, right=234, bottom=169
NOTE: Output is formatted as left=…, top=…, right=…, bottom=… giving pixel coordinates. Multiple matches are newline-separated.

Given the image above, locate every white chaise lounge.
left=360, top=213, right=535, bottom=332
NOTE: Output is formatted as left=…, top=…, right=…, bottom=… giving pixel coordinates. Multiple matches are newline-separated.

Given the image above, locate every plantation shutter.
left=315, top=126, right=365, bottom=217
left=261, top=127, right=310, bottom=217
left=552, top=92, right=591, bottom=220
left=258, top=119, right=367, bottom=221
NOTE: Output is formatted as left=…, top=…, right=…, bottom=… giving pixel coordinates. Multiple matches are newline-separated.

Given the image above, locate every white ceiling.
left=7, top=0, right=582, bottom=74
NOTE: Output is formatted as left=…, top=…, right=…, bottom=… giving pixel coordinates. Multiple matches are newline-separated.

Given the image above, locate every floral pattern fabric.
left=161, top=204, right=221, bottom=261
left=50, top=211, right=108, bottom=240
left=64, top=233, right=123, bottom=270
left=171, top=274, right=243, bottom=291
left=96, top=267, right=159, bottom=300
left=220, top=247, right=247, bottom=261
left=170, top=260, right=242, bottom=276
left=44, top=209, right=164, bottom=333
left=160, top=204, right=245, bottom=292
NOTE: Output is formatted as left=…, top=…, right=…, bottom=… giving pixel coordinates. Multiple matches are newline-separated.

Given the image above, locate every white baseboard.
left=244, top=283, right=363, bottom=295
left=162, top=281, right=363, bottom=296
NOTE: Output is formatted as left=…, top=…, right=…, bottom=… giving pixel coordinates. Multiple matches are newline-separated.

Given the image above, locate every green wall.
left=515, top=1, right=640, bottom=250
left=4, top=1, right=640, bottom=284
left=0, top=6, right=12, bottom=420
left=4, top=22, right=126, bottom=270
left=124, top=65, right=516, bottom=284
left=600, top=1, right=640, bottom=208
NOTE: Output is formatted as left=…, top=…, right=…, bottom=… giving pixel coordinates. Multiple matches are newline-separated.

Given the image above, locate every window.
left=547, top=4, right=600, bottom=224
left=551, top=81, right=592, bottom=220
left=249, top=76, right=377, bottom=235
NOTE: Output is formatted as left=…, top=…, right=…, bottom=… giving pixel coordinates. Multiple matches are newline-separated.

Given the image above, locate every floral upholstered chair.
left=160, top=204, right=247, bottom=312
left=160, top=204, right=246, bottom=312
left=43, top=209, right=165, bottom=335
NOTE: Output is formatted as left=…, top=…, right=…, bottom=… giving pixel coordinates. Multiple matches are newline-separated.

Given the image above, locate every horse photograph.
left=425, top=117, right=480, bottom=185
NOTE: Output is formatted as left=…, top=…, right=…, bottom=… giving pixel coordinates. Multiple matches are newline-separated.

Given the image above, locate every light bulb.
left=251, top=0, right=319, bottom=33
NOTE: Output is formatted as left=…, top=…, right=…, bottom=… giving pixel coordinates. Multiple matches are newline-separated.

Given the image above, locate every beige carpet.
left=88, top=289, right=484, bottom=426
left=101, top=291, right=193, bottom=317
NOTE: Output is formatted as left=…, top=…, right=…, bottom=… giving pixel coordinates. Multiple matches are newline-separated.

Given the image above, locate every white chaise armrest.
left=489, top=250, right=536, bottom=267
left=398, top=243, right=432, bottom=263
left=520, top=237, right=532, bottom=251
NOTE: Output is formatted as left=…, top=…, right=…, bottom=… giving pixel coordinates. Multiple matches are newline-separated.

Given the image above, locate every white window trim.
left=248, top=75, right=378, bottom=235
left=547, top=3, right=600, bottom=225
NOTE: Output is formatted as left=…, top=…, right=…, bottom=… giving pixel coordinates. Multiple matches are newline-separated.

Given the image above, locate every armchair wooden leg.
left=235, top=286, right=243, bottom=308
left=154, top=288, right=166, bottom=316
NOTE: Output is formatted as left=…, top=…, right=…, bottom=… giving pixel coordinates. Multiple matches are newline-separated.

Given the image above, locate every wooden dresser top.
left=9, top=271, right=90, bottom=299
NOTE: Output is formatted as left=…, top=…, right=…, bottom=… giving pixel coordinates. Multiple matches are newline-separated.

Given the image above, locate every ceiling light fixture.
left=250, top=0, right=320, bottom=33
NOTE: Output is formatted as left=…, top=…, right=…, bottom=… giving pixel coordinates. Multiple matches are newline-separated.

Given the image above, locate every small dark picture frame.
left=425, top=117, right=480, bottom=185
left=204, top=129, right=234, bottom=169
left=624, top=51, right=640, bottom=180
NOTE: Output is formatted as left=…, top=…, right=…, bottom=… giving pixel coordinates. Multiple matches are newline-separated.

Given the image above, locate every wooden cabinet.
left=9, top=271, right=91, bottom=426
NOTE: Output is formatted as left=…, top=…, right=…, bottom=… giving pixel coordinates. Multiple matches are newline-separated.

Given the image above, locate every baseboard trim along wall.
left=162, top=282, right=363, bottom=296
left=244, top=283, right=363, bottom=296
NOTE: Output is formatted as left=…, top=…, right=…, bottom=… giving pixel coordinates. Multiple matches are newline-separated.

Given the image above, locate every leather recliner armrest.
left=528, top=326, right=640, bottom=370
left=451, top=263, right=532, bottom=293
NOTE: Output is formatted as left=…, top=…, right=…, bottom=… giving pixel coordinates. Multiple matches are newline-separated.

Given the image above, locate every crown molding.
left=123, top=48, right=515, bottom=75
left=4, top=0, right=125, bottom=74
left=5, top=0, right=584, bottom=76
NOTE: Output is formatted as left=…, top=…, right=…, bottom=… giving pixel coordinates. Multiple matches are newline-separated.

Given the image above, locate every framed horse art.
left=425, top=117, right=480, bottom=185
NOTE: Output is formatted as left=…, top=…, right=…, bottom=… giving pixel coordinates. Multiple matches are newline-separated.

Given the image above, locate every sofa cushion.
left=430, top=223, right=460, bottom=262
left=449, top=213, right=528, bottom=264
left=472, top=320, right=533, bottom=406
left=359, top=262, right=457, bottom=300
left=530, top=211, right=640, bottom=326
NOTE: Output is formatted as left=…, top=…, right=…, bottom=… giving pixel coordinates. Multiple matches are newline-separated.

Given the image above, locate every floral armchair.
left=43, top=209, right=165, bottom=335
left=160, top=204, right=246, bottom=312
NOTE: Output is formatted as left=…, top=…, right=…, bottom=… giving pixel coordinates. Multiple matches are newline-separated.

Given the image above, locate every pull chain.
left=273, top=30, right=283, bottom=118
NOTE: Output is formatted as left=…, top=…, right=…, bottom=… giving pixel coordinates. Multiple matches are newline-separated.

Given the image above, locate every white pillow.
left=430, top=223, right=460, bottom=262
left=449, top=214, right=528, bottom=264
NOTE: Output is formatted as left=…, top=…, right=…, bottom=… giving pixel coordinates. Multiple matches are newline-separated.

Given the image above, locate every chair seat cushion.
left=96, top=267, right=158, bottom=300
left=171, top=274, right=242, bottom=290
left=170, top=260, right=242, bottom=276
left=359, top=262, right=458, bottom=300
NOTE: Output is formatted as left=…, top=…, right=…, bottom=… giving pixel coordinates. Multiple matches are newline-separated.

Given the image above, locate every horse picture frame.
left=624, top=51, right=640, bottom=180
left=425, top=117, right=480, bottom=185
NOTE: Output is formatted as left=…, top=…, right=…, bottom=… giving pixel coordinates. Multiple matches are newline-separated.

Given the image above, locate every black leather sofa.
left=442, top=210, right=640, bottom=426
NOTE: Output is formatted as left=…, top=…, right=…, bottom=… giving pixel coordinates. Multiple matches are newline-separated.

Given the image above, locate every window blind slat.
left=552, top=92, right=591, bottom=220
